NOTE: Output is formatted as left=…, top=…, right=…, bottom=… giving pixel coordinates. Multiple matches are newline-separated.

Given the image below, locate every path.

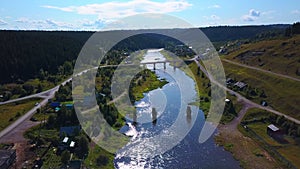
left=194, top=58, right=300, bottom=125
left=222, top=59, right=300, bottom=82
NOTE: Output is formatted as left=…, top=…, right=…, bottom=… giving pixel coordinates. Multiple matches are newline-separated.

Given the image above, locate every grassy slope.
left=222, top=60, right=300, bottom=120
left=240, top=108, right=300, bottom=168
left=0, top=98, right=41, bottom=131
left=223, top=35, right=300, bottom=79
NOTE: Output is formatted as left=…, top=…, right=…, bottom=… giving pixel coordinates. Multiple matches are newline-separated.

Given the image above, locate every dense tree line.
left=0, top=31, right=93, bottom=84
left=285, top=22, right=300, bottom=36
left=201, top=24, right=288, bottom=42
left=0, top=25, right=288, bottom=84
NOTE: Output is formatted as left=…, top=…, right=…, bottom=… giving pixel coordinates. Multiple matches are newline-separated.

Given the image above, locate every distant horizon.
left=1, top=1, right=300, bottom=31
left=0, top=23, right=293, bottom=32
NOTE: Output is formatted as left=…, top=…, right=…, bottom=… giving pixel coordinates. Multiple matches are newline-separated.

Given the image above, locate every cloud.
left=291, top=10, right=300, bottom=14
left=0, top=19, right=8, bottom=25
left=42, top=0, right=192, bottom=20
left=45, top=19, right=58, bottom=26
left=14, top=18, right=74, bottom=30
left=242, top=9, right=261, bottom=22
left=208, top=5, right=221, bottom=9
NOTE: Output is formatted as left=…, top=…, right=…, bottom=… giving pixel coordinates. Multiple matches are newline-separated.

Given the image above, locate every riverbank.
left=131, top=69, right=168, bottom=101
left=160, top=49, right=284, bottom=168
left=215, top=105, right=285, bottom=169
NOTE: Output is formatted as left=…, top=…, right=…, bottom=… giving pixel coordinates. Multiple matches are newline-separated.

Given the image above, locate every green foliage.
left=76, top=135, right=89, bottom=159
left=96, top=155, right=109, bottom=167
left=61, top=150, right=71, bottom=164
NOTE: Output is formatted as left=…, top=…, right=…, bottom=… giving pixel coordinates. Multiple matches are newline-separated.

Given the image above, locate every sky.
left=0, top=0, right=300, bottom=30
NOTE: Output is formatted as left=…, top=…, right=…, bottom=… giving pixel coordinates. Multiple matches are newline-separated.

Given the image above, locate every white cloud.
left=242, top=9, right=261, bottom=22
left=42, top=0, right=192, bottom=20
left=0, top=19, right=8, bottom=25
left=208, top=5, right=221, bottom=9
left=291, top=10, right=300, bottom=14
left=14, top=18, right=75, bottom=30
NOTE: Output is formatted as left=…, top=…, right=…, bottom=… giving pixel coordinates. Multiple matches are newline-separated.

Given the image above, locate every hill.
left=223, top=35, right=300, bottom=79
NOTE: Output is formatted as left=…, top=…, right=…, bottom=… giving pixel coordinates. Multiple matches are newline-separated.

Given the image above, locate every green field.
left=84, top=143, right=115, bottom=169
left=0, top=98, right=42, bottom=131
left=223, top=35, right=300, bottom=79
left=241, top=108, right=300, bottom=168
left=222, top=60, right=300, bottom=120
left=131, top=69, right=168, bottom=101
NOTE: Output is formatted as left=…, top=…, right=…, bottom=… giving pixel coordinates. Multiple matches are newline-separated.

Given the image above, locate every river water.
left=114, top=49, right=240, bottom=169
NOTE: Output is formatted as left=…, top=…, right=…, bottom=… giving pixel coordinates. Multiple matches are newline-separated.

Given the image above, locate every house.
left=267, top=124, right=279, bottom=135
left=62, top=137, right=69, bottom=143
left=226, top=78, right=234, bottom=85
left=225, top=98, right=231, bottom=103
left=261, top=101, right=268, bottom=107
left=60, top=126, right=81, bottom=137
left=0, top=149, right=16, bottom=169
left=70, top=141, right=75, bottom=148
left=234, top=81, right=247, bottom=90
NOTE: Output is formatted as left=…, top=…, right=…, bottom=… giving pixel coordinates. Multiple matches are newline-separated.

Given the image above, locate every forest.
left=0, top=24, right=289, bottom=84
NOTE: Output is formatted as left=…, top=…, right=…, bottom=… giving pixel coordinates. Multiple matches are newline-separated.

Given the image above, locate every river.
left=114, top=49, right=240, bottom=169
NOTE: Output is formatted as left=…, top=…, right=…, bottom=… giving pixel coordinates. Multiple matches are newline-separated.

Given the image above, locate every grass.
left=41, top=147, right=62, bottom=169
left=215, top=125, right=284, bottom=169
left=247, top=122, right=282, bottom=146
left=131, top=69, right=168, bottom=101
left=240, top=108, right=300, bottom=168
left=0, top=98, right=42, bottom=131
left=32, top=112, right=55, bottom=121
left=24, top=125, right=59, bottom=141
left=222, top=60, right=300, bottom=120
left=84, top=143, right=115, bottom=169
left=223, top=35, right=300, bottom=79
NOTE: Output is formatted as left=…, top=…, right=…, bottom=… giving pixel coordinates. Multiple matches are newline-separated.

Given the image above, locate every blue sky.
left=0, top=0, right=300, bottom=30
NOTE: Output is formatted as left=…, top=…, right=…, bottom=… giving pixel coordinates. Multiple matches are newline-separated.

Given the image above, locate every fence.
left=240, top=123, right=297, bottom=169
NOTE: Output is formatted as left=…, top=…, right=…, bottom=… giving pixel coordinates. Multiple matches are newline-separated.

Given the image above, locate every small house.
left=261, top=101, right=268, bottom=107
left=70, top=141, right=75, bottom=148
left=226, top=78, right=234, bottom=85
left=62, top=137, right=69, bottom=144
left=267, top=124, right=279, bottom=136
left=267, top=124, right=285, bottom=143
left=234, top=81, right=247, bottom=90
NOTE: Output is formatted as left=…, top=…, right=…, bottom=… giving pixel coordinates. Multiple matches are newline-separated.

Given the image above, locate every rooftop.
left=268, top=124, right=279, bottom=132
left=234, top=81, right=247, bottom=89
left=62, top=137, right=69, bottom=143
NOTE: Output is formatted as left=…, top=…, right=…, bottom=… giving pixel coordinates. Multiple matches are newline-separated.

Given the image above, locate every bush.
left=96, top=154, right=109, bottom=167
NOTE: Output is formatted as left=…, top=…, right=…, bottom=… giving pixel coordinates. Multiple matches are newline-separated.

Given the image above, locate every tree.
left=61, top=150, right=70, bottom=164
left=22, top=84, right=34, bottom=95
left=96, top=155, right=109, bottom=167
left=37, top=84, right=43, bottom=93
left=77, top=136, right=89, bottom=158
left=63, top=61, right=73, bottom=75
